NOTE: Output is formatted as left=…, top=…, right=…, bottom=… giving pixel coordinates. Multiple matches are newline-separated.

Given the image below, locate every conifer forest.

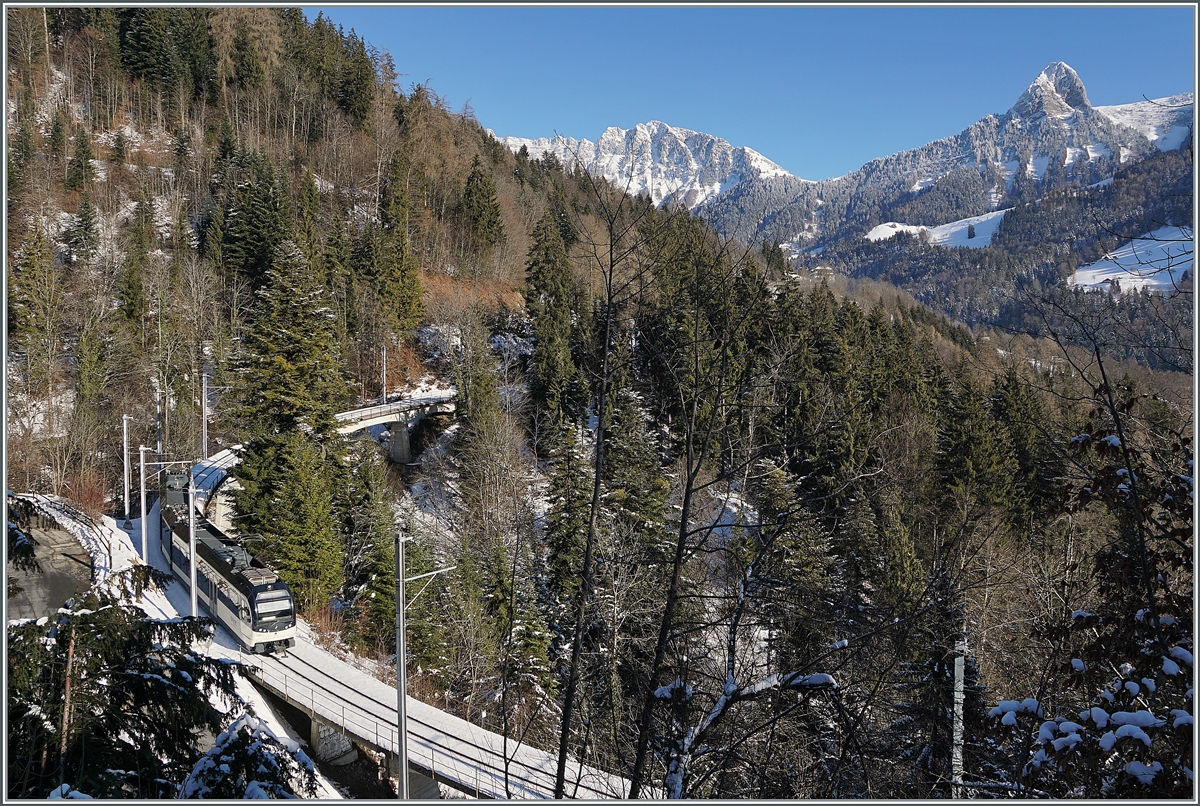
left=4, top=8, right=1194, bottom=799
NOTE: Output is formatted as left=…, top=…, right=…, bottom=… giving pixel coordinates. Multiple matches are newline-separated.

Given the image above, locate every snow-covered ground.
left=865, top=208, right=1009, bottom=249
left=1070, top=226, right=1194, bottom=293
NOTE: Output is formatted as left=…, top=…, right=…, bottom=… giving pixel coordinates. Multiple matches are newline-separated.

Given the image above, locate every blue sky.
left=305, top=5, right=1195, bottom=181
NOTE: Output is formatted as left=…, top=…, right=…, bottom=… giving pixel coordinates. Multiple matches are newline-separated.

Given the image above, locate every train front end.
left=248, top=582, right=297, bottom=653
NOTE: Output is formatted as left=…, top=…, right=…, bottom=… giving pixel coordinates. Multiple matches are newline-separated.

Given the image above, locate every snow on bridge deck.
left=335, top=390, right=457, bottom=434
left=248, top=627, right=628, bottom=799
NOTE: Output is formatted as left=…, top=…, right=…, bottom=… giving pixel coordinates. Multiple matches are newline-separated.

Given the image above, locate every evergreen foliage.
left=6, top=11, right=1191, bottom=799
left=6, top=569, right=240, bottom=798
left=64, top=126, right=94, bottom=191
left=525, top=210, right=579, bottom=423
left=231, top=239, right=346, bottom=439
left=460, top=154, right=505, bottom=254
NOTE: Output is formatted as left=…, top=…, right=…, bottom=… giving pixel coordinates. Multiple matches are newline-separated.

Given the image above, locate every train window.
left=254, top=590, right=292, bottom=617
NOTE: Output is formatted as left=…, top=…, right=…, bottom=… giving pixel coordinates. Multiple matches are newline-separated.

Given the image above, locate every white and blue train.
left=160, top=470, right=296, bottom=653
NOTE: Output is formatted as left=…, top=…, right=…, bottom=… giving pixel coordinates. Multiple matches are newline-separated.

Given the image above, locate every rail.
left=247, top=642, right=629, bottom=799
left=334, top=393, right=456, bottom=425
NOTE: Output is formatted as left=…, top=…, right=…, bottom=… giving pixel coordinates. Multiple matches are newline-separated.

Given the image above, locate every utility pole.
left=122, top=415, right=133, bottom=524
left=952, top=630, right=966, bottom=798
left=201, top=374, right=208, bottom=460
left=138, top=446, right=148, bottom=560
left=392, top=530, right=454, bottom=800
left=382, top=343, right=388, bottom=404
left=395, top=531, right=408, bottom=800
left=188, top=469, right=198, bottom=618
left=155, top=381, right=164, bottom=466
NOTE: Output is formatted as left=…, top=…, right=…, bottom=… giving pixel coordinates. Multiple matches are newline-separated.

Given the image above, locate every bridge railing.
left=247, top=653, right=631, bottom=799
left=251, top=655, right=400, bottom=753
left=335, top=393, right=456, bottom=424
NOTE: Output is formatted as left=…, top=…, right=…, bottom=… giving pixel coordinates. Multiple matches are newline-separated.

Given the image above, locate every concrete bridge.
left=246, top=625, right=631, bottom=799
left=335, top=393, right=456, bottom=464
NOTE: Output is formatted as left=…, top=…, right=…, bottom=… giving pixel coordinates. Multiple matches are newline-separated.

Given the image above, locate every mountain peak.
left=500, top=121, right=792, bottom=209
left=1013, top=61, right=1091, bottom=118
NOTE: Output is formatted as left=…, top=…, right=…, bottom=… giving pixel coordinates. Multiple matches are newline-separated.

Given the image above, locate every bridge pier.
left=309, top=714, right=357, bottom=765
left=388, top=422, right=411, bottom=465
left=387, top=755, right=441, bottom=798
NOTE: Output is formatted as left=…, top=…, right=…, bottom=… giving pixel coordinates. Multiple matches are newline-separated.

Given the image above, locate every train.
left=159, top=470, right=296, bottom=654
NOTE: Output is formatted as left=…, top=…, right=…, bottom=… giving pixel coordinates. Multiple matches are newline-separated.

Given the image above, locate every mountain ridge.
left=499, top=63, right=1193, bottom=245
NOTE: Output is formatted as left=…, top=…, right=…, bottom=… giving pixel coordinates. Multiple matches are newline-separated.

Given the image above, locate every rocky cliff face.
left=702, top=62, right=1189, bottom=244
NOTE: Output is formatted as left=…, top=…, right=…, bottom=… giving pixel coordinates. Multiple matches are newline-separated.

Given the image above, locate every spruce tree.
left=110, top=130, right=126, bottom=165
left=525, top=209, right=577, bottom=424
left=231, top=239, right=346, bottom=439
left=337, top=439, right=398, bottom=650
left=178, top=712, right=317, bottom=798
left=260, top=430, right=344, bottom=612
left=337, top=33, right=374, bottom=128
left=224, top=151, right=291, bottom=289
left=231, top=239, right=348, bottom=611
left=296, top=171, right=324, bottom=283
left=47, top=108, right=67, bottom=166
left=376, top=152, right=422, bottom=336
left=460, top=154, right=504, bottom=255
left=542, top=422, right=591, bottom=615
left=64, top=189, right=99, bottom=264
left=9, top=222, right=62, bottom=398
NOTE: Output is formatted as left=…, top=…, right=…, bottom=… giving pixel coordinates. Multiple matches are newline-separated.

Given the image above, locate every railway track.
left=248, top=635, right=628, bottom=799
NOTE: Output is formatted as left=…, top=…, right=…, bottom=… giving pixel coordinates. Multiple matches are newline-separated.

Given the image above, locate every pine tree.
left=460, top=154, right=504, bottom=255
left=525, top=210, right=578, bottom=424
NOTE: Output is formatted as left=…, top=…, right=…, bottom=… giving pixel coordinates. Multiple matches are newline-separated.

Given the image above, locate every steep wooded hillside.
left=6, top=9, right=1193, bottom=800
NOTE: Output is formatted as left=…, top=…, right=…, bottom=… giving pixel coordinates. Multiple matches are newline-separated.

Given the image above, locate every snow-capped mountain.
left=502, top=63, right=1192, bottom=246
left=499, top=120, right=794, bottom=209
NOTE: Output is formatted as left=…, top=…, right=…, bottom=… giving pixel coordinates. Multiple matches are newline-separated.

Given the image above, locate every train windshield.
left=254, top=590, right=293, bottom=618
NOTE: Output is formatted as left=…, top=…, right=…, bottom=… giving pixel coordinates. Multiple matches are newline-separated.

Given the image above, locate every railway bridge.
left=335, top=392, right=456, bottom=464
left=246, top=629, right=630, bottom=799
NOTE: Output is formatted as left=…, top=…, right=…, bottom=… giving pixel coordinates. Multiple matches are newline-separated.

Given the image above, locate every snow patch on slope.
left=865, top=208, right=1009, bottom=249
left=1070, top=226, right=1194, bottom=293
left=1096, top=94, right=1194, bottom=152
